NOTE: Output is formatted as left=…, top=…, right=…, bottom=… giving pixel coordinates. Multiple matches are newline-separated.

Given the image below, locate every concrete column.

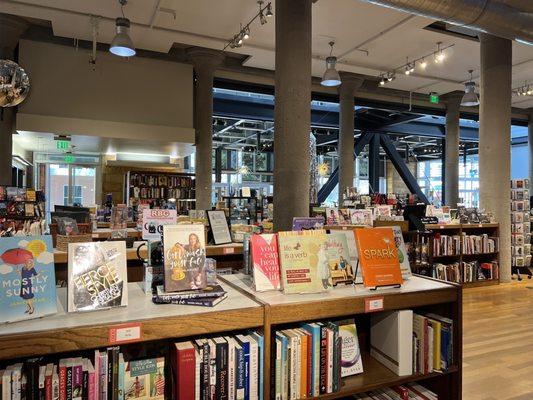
left=527, top=108, right=533, bottom=185
left=478, top=33, right=512, bottom=282
left=273, top=0, right=312, bottom=231
left=338, top=74, right=363, bottom=205
left=443, top=91, right=463, bottom=207
left=186, top=48, right=224, bottom=211
left=0, top=14, right=28, bottom=186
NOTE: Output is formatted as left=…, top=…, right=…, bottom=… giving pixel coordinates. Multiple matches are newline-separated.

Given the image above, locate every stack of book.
left=0, top=349, right=165, bottom=400
left=434, top=262, right=461, bottom=283
left=152, top=283, right=228, bottom=307
left=461, top=234, right=499, bottom=254
left=432, top=235, right=461, bottom=256
left=511, top=179, right=531, bottom=269
left=434, top=261, right=499, bottom=283
left=274, top=320, right=363, bottom=398
left=172, top=331, right=264, bottom=400
left=353, top=383, right=439, bottom=399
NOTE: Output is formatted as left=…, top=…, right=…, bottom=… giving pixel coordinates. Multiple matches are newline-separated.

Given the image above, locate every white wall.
left=17, top=40, right=194, bottom=143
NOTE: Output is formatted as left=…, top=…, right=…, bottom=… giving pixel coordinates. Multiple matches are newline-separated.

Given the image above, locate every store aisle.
left=463, top=280, right=533, bottom=399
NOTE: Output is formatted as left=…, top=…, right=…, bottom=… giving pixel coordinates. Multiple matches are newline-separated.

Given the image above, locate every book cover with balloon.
left=68, top=241, right=128, bottom=312
left=0, top=236, right=57, bottom=324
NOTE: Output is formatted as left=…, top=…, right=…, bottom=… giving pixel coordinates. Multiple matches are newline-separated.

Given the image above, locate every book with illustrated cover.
left=325, top=233, right=355, bottom=286
left=251, top=234, right=281, bottom=291
left=68, top=241, right=128, bottom=312
left=0, top=235, right=57, bottom=323
left=163, top=225, right=207, bottom=292
left=124, top=357, right=165, bottom=400
left=292, top=217, right=325, bottom=231
left=278, top=230, right=329, bottom=294
left=338, top=321, right=363, bottom=377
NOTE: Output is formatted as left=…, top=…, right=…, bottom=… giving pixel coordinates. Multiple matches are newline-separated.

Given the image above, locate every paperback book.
left=124, top=357, right=165, bottom=400
left=325, top=232, right=355, bottom=286
left=0, top=235, right=57, bottom=323
left=251, top=233, right=281, bottom=291
left=163, top=224, right=207, bottom=292
left=68, top=241, right=128, bottom=312
left=278, top=230, right=329, bottom=294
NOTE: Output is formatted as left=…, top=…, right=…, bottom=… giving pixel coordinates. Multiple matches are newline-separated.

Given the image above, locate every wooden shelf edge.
left=462, top=279, right=500, bottom=288
left=0, top=306, right=264, bottom=360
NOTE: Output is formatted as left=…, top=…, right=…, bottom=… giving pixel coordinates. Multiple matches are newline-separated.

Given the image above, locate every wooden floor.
left=463, top=279, right=533, bottom=399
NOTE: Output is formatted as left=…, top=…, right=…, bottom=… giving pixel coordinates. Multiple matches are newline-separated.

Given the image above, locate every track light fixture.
left=224, top=1, right=272, bottom=50
left=434, top=42, right=445, bottom=63
left=419, top=58, right=427, bottom=69
left=321, top=41, right=342, bottom=87
left=461, top=69, right=479, bottom=107
left=109, top=0, right=136, bottom=57
left=513, top=81, right=533, bottom=97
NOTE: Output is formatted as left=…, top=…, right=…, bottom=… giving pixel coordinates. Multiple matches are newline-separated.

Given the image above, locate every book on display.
left=251, top=234, right=281, bottom=291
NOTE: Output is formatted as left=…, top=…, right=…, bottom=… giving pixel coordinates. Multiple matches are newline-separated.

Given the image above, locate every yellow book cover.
left=278, top=230, right=329, bottom=294
left=427, top=318, right=442, bottom=371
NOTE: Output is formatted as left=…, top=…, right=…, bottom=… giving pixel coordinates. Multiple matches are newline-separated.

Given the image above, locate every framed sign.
left=142, top=209, right=177, bottom=240
left=207, top=210, right=233, bottom=245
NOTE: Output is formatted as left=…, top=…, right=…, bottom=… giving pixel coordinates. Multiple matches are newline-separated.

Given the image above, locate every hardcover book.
left=338, top=322, right=363, bottom=377
left=67, top=241, right=128, bottom=312
left=124, top=357, right=165, bottom=400
left=0, top=235, right=57, bottom=323
left=163, top=224, right=207, bottom=292
left=278, top=230, right=329, bottom=294
left=251, top=234, right=281, bottom=291
left=324, top=233, right=355, bottom=286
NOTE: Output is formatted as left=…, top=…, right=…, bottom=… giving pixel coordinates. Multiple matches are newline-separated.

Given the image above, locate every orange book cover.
left=298, top=330, right=308, bottom=398
left=354, top=228, right=404, bottom=288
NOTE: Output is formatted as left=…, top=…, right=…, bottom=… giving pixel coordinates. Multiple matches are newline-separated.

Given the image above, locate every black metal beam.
left=380, top=134, right=429, bottom=204
left=317, top=131, right=374, bottom=204
left=369, top=132, right=381, bottom=193
left=215, top=147, right=222, bottom=183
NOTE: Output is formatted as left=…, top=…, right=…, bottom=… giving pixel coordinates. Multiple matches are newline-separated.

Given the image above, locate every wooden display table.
left=0, top=281, right=263, bottom=360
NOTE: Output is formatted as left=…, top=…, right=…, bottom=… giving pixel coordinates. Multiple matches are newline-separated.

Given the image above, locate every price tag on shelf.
left=223, top=247, right=235, bottom=254
left=440, top=225, right=445, bottom=229
left=364, top=297, right=384, bottom=313
left=109, top=322, right=142, bottom=345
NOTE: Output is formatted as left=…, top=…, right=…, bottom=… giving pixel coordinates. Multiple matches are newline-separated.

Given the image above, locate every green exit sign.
left=64, top=155, right=75, bottom=163
left=429, top=93, right=439, bottom=104
left=56, top=140, right=70, bottom=150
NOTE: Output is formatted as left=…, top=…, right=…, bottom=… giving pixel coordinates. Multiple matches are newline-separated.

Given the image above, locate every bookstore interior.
left=0, top=1, right=533, bottom=399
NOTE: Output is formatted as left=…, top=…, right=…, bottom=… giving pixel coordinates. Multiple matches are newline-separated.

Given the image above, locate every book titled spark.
left=124, top=357, right=165, bottom=400
left=67, top=241, right=128, bottom=312
left=251, top=234, right=281, bottom=291
left=0, top=235, right=57, bottom=323
left=163, top=224, right=207, bottom=292
left=278, top=230, right=328, bottom=294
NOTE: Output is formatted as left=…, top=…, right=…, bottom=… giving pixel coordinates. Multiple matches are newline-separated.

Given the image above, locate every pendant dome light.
left=109, top=0, right=136, bottom=57
left=321, top=41, right=341, bottom=87
left=461, top=70, right=479, bottom=107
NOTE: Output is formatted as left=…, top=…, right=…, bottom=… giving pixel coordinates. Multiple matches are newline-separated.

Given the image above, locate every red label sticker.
left=109, top=323, right=142, bottom=345
left=223, top=247, right=235, bottom=254
left=365, top=297, right=384, bottom=313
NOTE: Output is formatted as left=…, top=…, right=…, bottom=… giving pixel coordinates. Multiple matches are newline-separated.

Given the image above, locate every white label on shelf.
left=109, top=323, right=142, bottom=344
left=223, top=247, right=235, bottom=254
left=365, top=297, right=384, bottom=313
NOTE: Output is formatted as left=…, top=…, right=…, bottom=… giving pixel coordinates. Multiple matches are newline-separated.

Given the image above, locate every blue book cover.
left=0, top=235, right=57, bottom=323
left=275, top=332, right=288, bottom=399
left=250, top=332, right=264, bottom=400
left=235, top=343, right=245, bottom=400
left=236, top=335, right=250, bottom=400
left=302, top=323, right=321, bottom=396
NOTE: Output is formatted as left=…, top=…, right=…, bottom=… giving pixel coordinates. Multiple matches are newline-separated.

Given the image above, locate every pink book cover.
left=251, top=234, right=281, bottom=291
left=87, top=359, right=95, bottom=400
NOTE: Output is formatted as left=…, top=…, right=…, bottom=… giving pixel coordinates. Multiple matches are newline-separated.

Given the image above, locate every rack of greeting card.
left=511, top=178, right=532, bottom=280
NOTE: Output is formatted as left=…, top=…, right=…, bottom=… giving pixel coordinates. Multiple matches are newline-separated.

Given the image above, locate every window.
left=63, top=185, right=82, bottom=205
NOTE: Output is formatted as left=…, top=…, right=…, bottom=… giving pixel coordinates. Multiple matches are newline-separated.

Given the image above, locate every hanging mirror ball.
left=0, top=59, right=30, bottom=107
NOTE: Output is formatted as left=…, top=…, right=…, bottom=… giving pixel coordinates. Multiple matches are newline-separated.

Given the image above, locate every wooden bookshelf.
left=222, top=274, right=462, bottom=400
left=0, top=281, right=263, bottom=360
left=419, top=223, right=500, bottom=288
left=53, top=241, right=148, bottom=264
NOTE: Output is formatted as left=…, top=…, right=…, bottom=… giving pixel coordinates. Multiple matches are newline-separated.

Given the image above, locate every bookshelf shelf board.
left=0, top=282, right=263, bottom=360
left=206, top=243, right=244, bottom=256
left=425, top=224, right=462, bottom=230
left=222, top=274, right=458, bottom=325
left=462, top=279, right=500, bottom=288
left=461, top=252, right=499, bottom=257
left=432, top=254, right=461, bottom=259
left=53, top=241, right=147, bottom=264
left=307, top=353, right=459, bottom=399
left=461, top=223, right=499, bottom=229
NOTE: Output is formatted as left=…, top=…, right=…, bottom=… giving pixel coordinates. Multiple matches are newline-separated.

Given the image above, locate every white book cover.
left=327, top=329, right=333, bottom=393
left=287, top=332, right=298, bottom=400
left=11, top=363, right=23, bottom=400
left=248, top=335, right=259, bottom=400
left=2, top=366, right=12, bottom=400
left=275, top=338, right=281, bottom=400
left=225, top=337, right=236, bottom=400
left=208, top=339, right=217, bottom=400
left=38, top=365, right=46, bottom=392
left=370, top=310, right=413, bottom=376
left=339, top=322, right=364, bottom=377
left=52, top=367, right=59, bottom=400
left=68, top=241, right=128, bottom=312
left=233, top=340, right=245, bottom=400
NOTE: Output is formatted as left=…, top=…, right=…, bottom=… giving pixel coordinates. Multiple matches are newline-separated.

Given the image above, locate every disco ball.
left=0, top=59, right=30, bottom=107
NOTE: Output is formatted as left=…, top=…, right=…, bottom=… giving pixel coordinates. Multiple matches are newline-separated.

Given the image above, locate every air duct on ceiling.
left=358, top=0, right=533, bottom=44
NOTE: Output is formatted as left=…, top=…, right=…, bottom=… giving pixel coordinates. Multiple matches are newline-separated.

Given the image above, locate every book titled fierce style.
left=0, top=235, right=57, bottom=323
left=251, top=234, right=281, bottom=291
left=278, top=230, right=328, bottom=294
left=67, top=241, right=128, bottom=312
left=163, top=224, right=207, bottom=292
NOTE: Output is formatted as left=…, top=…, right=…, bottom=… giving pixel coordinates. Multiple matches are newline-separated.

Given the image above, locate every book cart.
left=0, top=276, right=462, bottom=399
left=414, top=223, right=500, bottom=288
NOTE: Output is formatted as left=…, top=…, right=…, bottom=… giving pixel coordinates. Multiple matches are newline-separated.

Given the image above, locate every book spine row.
left=461, top=234, right=499, bottom=254
left=434, top=260, right=499, bottom=283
